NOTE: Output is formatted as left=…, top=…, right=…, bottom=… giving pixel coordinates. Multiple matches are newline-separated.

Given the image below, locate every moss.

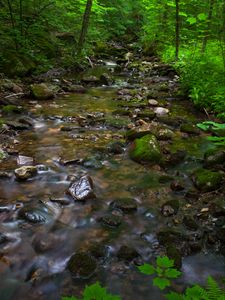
left=193, top=168, right=223, bottom=192
left=30, top=83, right=54, bottom=100
left=2, top=105, right=22, bottom=114
left=129, top=134, right=161, bottom=163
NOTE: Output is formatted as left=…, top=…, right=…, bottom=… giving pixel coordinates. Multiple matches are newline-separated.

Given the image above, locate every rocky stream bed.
left=0, top=54, right=225, bottom=300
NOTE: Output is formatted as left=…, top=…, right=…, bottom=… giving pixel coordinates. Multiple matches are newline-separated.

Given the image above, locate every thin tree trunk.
left=202, top=0, right=214, bottom=53
left=77, top=0, right=93, bottom=56
left=19, top=0, right=23, bottom=36
left=6, top=0, right=18, bottom=50
left=175, top=0, right=180, bottom=60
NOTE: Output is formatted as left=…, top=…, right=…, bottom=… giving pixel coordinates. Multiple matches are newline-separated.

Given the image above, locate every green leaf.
left=165, top=292, right=184, bottom=300
left=153, top=277, right=171, bottom=290
left=197, top=13, right=207, bottom=21
left=164, top=268, right=182, bottom=279
left=185, top=285, right=205, bottom=298
left=156, top=256, right=174, bottom=269
left=187, top=17, right=197, bottom=24
left=179, top=12, right=188, bottom=17
left=138, top=264, right=155, bottom=275
left=82, top=282, right=121, bottom=300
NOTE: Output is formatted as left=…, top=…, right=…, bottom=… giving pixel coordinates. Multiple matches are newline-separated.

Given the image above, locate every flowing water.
left=0, top=65, right=224, bottom=300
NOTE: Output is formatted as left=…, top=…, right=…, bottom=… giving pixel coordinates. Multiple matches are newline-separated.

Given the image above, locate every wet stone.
left=67, top=175, right=96, bottom=201
left=17, top=155, right=34, bottom=166
left=117, top=245, right=140, bottom=262
left=170, top=180, right=185, bottom=191
left=67, top=252, right=97, bottom=279
left=88, top=243, right=107, bottom=259
left=0, top=171, right=13, bottom=179
left=161, top=199, right=179, bottom=217
left=14, top=166, right=37, bottom=180
left=18, top=207, right=47, bottom=223
left=111, top=198, right=137, bottom=213
left=180, top=123, right=200, bottom=135
left=6, top=121, right=30, bottom=130
left=154, top=107, right=169, bottom=116
left=100, top=214, right=122, bottom=228
left=107, top=141, right=125, bottom=154
left=0, top=233, right=8, bottom=244
left=183, top=216, right=199, bottom=231
left=192, top=169, right=223, bottom=192
left=157, top=228, right=186, bottom=246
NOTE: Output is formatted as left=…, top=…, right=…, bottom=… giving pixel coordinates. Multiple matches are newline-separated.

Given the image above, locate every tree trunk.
left=175, top=0, right=180, bottom=60
left=6, top=0, right=18, bottom=50
left=202, top=0, right=214, bottom=53
left=77, top=0, right=93, bottom=55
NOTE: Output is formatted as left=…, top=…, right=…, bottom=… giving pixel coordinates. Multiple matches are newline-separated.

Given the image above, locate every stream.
left=0, top=60, right=224, bottom=300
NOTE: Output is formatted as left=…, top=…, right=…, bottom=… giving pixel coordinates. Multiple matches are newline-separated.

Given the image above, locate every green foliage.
left=166, top=276, right=225, bottom=300
left=61, top=282, right=121, bottom=300
left=197, top=121, right=225, bottom=145
left=138, top=256, right=181, bottom=290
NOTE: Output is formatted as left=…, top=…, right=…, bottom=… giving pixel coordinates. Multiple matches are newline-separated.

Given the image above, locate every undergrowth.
left=62, top=256, right=225, bottom=300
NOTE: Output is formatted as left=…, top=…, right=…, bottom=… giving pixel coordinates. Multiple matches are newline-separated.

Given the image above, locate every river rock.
left=67, top=252, right=97, bottom=278
left=6, top=121, right=30, bottom=130
left=170, top=180, right=185, bottom=191
left=17, top=155, right=34, bottom=166
left=180, top=123, right=200, bottom=135
left=157, top=128, right=175, bottom=140
left=204, top=149, right=225, bottom=168
left=18, top=207, right=46, bottom=223
left=0, top=233, right=8, bottom=244
left=157, top=228, right=186, bottom=245
left=107, top=141, right=125, bottom=154
left=117, top=245, right=139, bottom=262
left=14, top=166, right=37, bottom=180
left=67, top=175, right=96, bottom=201
left=100, top=73, right=113, bottom=85
left=129, top=134, right=161, bottom=163
left=100, top=214, right=122, bottom=228
left=161, top=199, right=179, bottom=216
left=192, top=169, right=223, bottom=192
left=183, top=216, right=199, bottom=231
left=111, top=198, right=137, bottom=213
left=154, top=107, right=169, bottom=116
left=148, top=99, right=159, bottom=106
left=30, top=83, right=54, bottom=100
left=125, top=128, right=151, bottom=141
left=81, top=75, right=100, bottom=85
left=64, top=84, right=86, bottom=93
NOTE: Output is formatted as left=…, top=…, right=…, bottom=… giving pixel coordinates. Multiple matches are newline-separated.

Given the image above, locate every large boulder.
left=30, top=83, right=54, bottom=100
left=129, top=134, right=161, bottom=163
left=67, top=175, right=96, bottom=201
left=192, top=169, right=223, bottom=192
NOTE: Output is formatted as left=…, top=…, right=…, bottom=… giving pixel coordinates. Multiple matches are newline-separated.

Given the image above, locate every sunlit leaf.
left=153, top=277, right=171, bottom=290
left=156, top=256, right=174, bottom=269
left=138, top=264, right=155, bottom=275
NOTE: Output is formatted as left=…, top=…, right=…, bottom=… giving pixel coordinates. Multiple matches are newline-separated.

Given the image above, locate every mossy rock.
left=111, top=198, right=137, bottom=213
left=67, top=252, right=97, bottom=278
left=180, top=123, right=200, bottom=135
left=2, top=105, right=23, bottom=114
left=204, top=149, right=225, bottom=167
left=193, top=169, right=223, bottom=192
left=129, top=134, right=161, bottom=163
left=30, top=83, right=54, bottom=100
